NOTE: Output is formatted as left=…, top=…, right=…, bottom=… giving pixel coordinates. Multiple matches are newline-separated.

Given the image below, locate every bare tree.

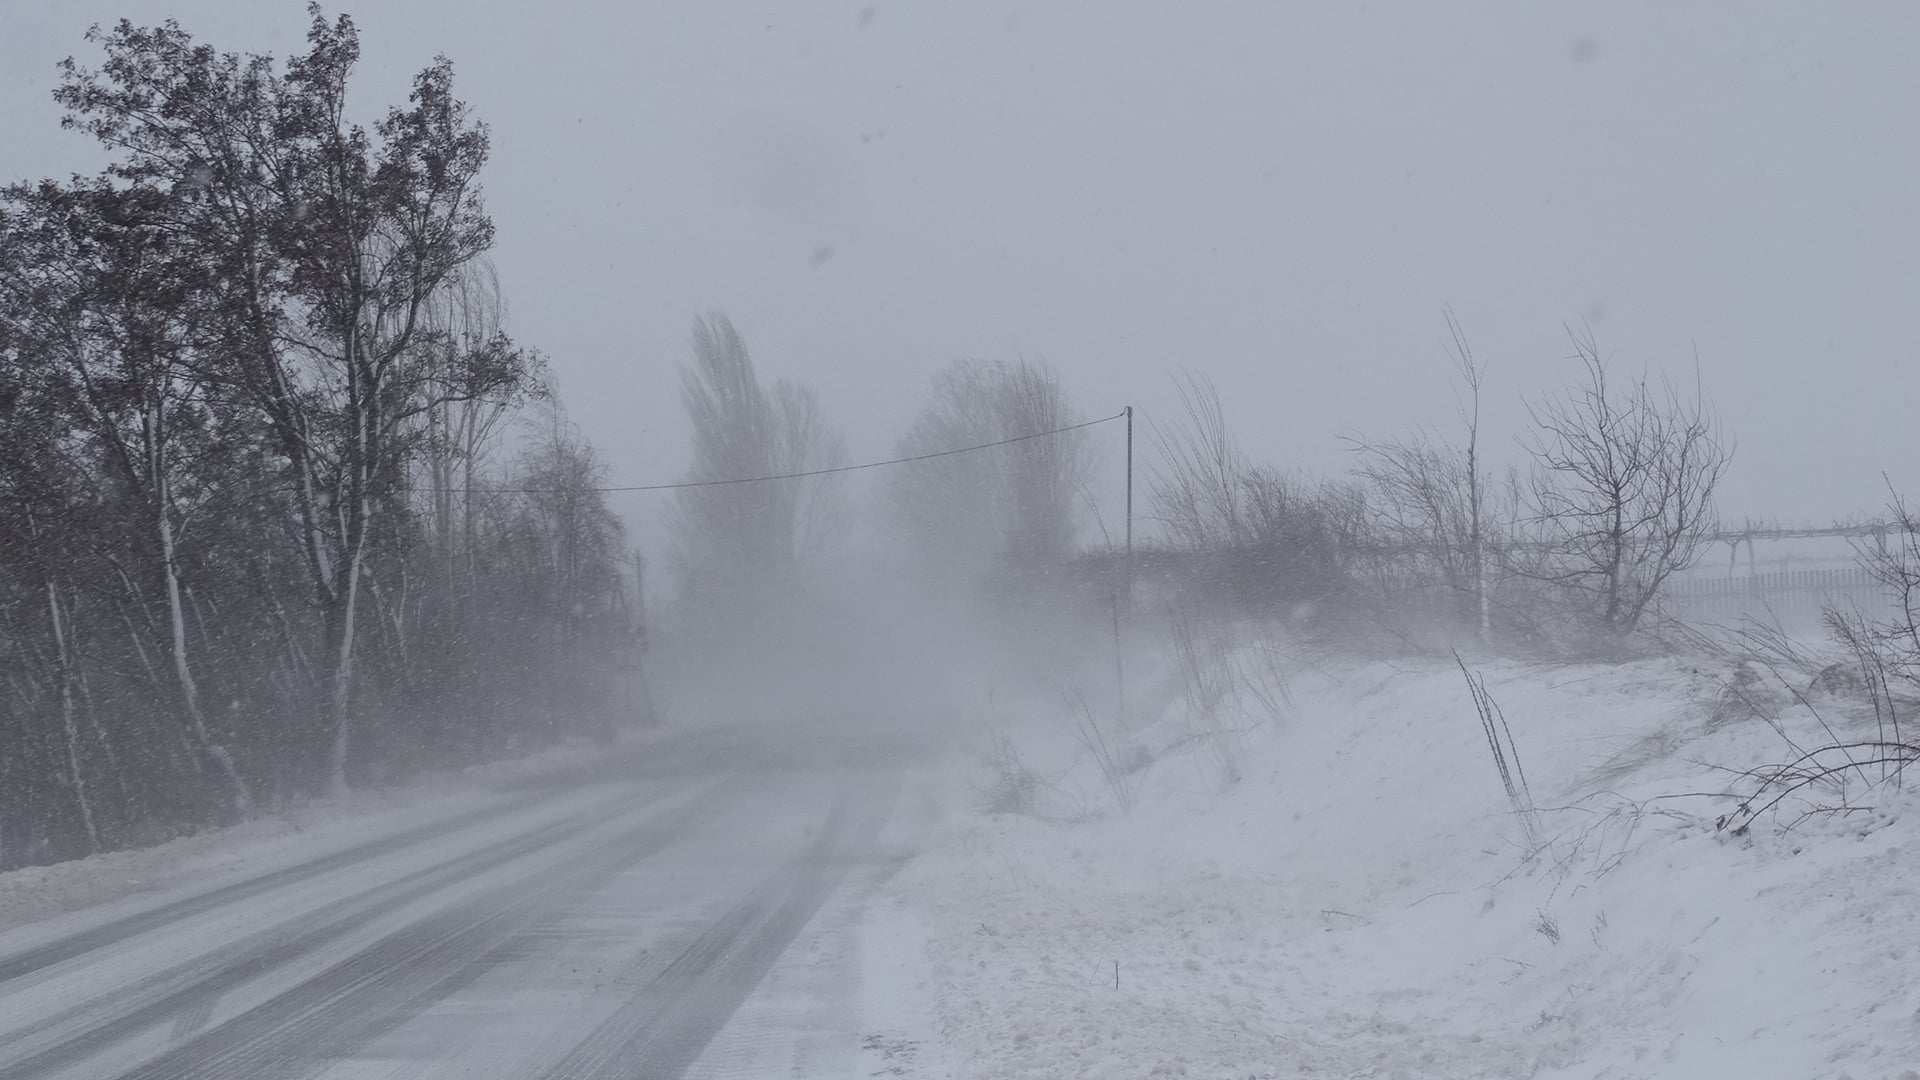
left=1454, top=314, right=1491, bottom=642
left=1145, top=371, right=1252, bottom=553
left=1348, top=312, right=1498, bottom=640
left=667, top=314, right=845, bottom=649
left=1146, top=372, right=1357, bottom=615
left=1520, top=326, right=1730, bottom=642
left=1349, top=439, right=1469, bottom=583
left=412, top=258, right=545, bottom=625
left=1849, top=492, right=1920, bottom=690
left=886, top=358, right=1094, bottom=590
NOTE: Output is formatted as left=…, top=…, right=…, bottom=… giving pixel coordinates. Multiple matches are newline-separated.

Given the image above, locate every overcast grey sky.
left=5, top=1, right=1915, bottom=538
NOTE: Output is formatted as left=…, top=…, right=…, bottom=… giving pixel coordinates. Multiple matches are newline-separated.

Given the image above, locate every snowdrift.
left=887, top=649, right=1920, bottom=1079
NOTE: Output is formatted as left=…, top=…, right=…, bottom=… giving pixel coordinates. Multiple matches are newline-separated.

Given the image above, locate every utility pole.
left=1115, top=405, right=1134, bottom=727
left=1124, top=404, right=1134, bottom=611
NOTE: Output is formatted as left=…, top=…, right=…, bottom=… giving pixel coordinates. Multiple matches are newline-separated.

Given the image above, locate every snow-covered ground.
left=878, top=646, right=1920, bottom=1079
left=7, top=644, right=1915, bottom=1079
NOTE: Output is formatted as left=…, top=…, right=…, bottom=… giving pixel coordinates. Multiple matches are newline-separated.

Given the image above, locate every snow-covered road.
left=0, top=731, right=920, bottom=1080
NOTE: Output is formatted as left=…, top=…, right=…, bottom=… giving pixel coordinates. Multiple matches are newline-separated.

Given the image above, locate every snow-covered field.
left=879, top=648, right=1920, bottom=1079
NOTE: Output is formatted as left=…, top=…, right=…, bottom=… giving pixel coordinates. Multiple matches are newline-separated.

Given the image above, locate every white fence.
left=1662, top=567, right=1897, bottom=633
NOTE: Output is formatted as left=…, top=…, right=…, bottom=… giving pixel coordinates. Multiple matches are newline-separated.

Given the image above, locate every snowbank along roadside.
left=879, top=649, right=1920, bottom=1079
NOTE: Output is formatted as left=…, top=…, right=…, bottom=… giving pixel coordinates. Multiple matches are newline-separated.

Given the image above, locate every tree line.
left=0, top=10, right=631, bottom=869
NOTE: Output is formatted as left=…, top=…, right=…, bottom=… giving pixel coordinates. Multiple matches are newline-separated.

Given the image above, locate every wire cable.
left=413, top=409, right=1127, bottom=495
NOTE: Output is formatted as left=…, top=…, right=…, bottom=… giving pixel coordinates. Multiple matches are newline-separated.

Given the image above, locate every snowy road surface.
left=0, top=729, right=921, bottom=1080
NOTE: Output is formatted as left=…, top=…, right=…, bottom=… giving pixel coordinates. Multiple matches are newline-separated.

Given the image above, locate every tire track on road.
left=0, top=789, right=554, bottom=988
left=540, top=774, right=899, bottom=1080
left=102, top=771, right=755, bottom=1080
left=0, top=780, right=671, bottom=1080
left=0, top=728, right=739, bottom=990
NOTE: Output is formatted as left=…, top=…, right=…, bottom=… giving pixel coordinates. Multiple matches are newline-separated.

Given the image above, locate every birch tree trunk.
left=154, top=441, right=255, bottom=818
left=47, top=581, right=100, bottom=855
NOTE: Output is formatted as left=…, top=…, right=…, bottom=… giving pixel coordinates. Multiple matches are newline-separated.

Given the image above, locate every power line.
left=414, top=410, right=1128, bottom=495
